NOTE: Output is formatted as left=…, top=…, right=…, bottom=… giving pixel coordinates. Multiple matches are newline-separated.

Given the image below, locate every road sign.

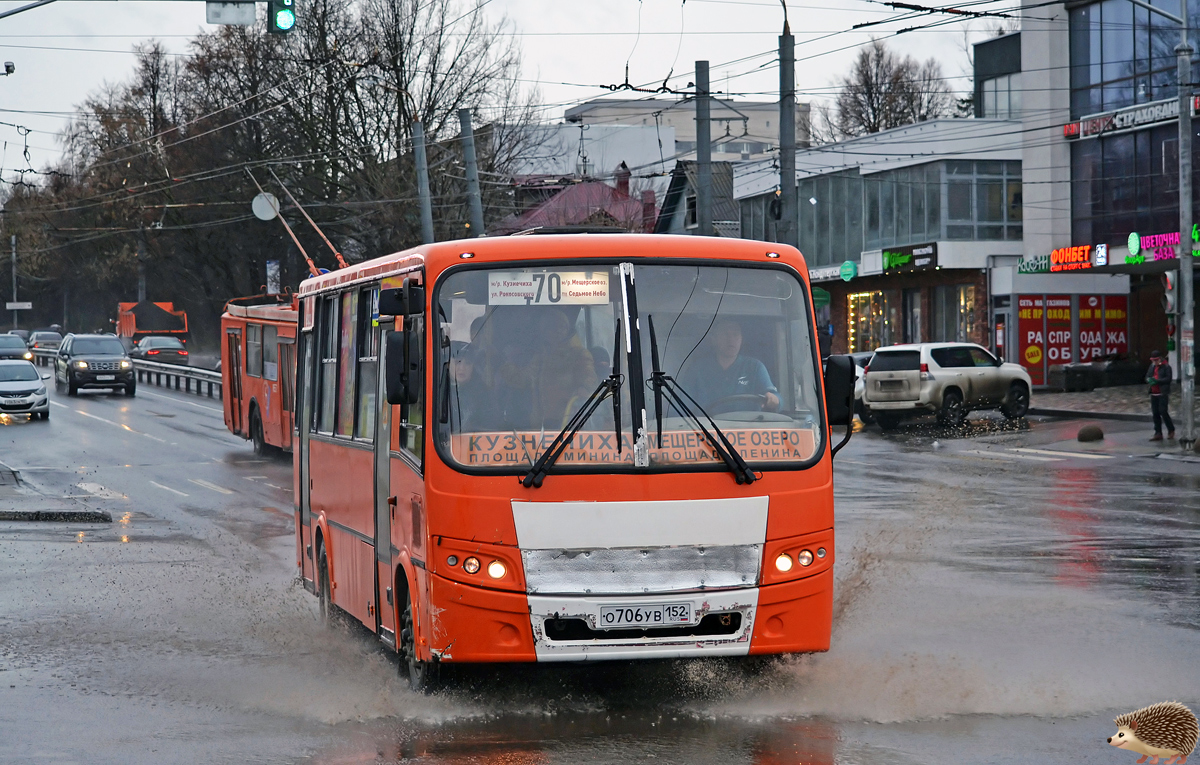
left=252, top=193, right=280, bottom=221
left=5, top=302, right=31, bottom=310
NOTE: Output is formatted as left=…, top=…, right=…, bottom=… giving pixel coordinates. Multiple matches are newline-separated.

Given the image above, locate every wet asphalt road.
left=1, top=383, right=1198, bottom=764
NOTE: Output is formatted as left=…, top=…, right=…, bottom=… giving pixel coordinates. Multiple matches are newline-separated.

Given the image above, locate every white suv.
left=862, top=343, right=1032, bottom=430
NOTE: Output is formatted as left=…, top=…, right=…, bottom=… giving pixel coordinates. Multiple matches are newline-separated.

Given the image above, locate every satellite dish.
left=252, top=192, right=280, bottom=221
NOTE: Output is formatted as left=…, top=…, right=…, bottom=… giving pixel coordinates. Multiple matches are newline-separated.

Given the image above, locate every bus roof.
left=295, top=234, right=805, bottom=298
left=224, top=303, right=298, bottom=323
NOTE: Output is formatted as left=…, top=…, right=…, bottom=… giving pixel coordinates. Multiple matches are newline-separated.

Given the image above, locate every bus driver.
left=678, top=317, right=779, bottom=414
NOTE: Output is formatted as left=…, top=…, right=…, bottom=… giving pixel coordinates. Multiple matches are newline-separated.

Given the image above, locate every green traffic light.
left=275, top=8, right=295, bottom=30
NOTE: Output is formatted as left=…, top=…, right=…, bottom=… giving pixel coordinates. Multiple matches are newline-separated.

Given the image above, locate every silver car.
left=862, top=343, right=1032, bottom=430
left=0, top=359, right=50, bottom=420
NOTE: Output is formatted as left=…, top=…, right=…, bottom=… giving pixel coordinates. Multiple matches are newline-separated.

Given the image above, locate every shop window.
left=847, top=291, right=899, bottom=353
left=933, top=284, right=977, bottom=343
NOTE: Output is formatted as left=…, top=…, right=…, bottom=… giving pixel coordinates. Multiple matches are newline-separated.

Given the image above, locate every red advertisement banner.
left=1045, top=295, right=1072, bottom=367
left=1104, top=295, right=1129, bottom=357
left=1017, top=295, right=1045, bottom=385
left=1078, top=294, right=1104, bottom=361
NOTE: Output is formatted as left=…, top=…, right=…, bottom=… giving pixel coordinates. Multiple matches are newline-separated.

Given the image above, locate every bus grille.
left=521, top=544, right=762, bottom=595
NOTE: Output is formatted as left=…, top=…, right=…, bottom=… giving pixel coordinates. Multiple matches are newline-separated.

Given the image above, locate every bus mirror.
left=385, top=324, right=422, bottom=406
left=379, top=279, right=425, bottom=317
left=823, top=354, right=854, bottom=427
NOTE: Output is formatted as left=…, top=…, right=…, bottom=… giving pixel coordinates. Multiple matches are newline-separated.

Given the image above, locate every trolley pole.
left=778, top=20, right=798, bottom=248
left=695, top=60, right=712, bottom=237
left=458, top=109, right=485, bottom=239
left=413, top=121, right=435, bottom=245
left=10, top=234, right=16, bottom=330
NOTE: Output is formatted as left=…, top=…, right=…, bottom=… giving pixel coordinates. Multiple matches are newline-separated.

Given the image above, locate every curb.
left=1029, top=407, right=1152, bottom=423
left=0, top=509, right=113, bottom=523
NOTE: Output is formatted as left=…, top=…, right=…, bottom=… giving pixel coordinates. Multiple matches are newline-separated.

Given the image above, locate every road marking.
left=49, top=400, right=69, bottom=409
left=188, top=478, right=233, bottom=495
left=149, top=481, right=188, bottom=497
left=137, top=388, right=222, bottom=414
left=72, top=408, right=167, bottom=443
left=1009, top=448, right=1113, bottom=460
left=76, top=482, right=126, bottom=499
left=266, top=483, right=289, bottom=491
left=959, top=449, right=1061, bottom=462
left=244, top=476, right=268, bottom=481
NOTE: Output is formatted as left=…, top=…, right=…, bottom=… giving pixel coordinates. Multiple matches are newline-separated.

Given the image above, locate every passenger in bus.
left=678, top=317, right=780, bottom=414
left=448, top=341, right=491, bottom=431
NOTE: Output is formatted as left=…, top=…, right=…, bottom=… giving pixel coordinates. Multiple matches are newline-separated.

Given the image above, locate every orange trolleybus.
left=293, top=234, right=855, bottom=688
left=221, top=294, right=299, bottom=454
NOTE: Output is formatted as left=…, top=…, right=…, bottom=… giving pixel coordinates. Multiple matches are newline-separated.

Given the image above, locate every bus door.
left=373, top=321, right=395, bottom=644
left=226, top=328, right=243, bottom=435
left=279, top=337, right=295, bottom=451
left=297, top=325, right=314, bottom=585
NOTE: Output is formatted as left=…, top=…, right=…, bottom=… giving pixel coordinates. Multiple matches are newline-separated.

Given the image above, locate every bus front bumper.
left=427, top=568, right=831, bottom=663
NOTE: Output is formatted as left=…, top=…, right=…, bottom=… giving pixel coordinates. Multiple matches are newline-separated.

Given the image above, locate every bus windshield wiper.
left=521, top=319, right=625, bottom=488
left=647, top=316, right=756, bottom=485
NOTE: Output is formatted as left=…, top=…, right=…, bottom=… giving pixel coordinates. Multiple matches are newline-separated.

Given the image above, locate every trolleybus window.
left=355, top=287, right=379, bottom=442
left=317, top=296, right=338, bottom=433
left=246, top=324, right=262, bottom=378
left=336, top=292, right=359, bottom=438
left=263, top=325, right=278, bottom=382
left=434, top=263, right=823, bottom=471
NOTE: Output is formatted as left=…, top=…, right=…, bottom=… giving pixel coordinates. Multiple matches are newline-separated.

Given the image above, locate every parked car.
left=53, top=333, right=136, bottom=396
left=0, top=334, right=33, bottom=361
left=129, top=335, right=189, bottom=364
left=28, top=330, right=63, bottom=352
left=850, top=351, right=873, bottom=422
left=862, top=342, right=1032, bottom=430
left=8, top=329, right=30, bottom=342
left=0, top=359, right=50, bottom=419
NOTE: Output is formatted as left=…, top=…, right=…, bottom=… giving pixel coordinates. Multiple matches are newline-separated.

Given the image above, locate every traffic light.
left=268, top=0, right=296, bottom=33
left=1162, top=270, right=1177, bottom=313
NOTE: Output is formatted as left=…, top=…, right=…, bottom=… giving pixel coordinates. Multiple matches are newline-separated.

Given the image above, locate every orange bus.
left=221, top=295, right=299, bottom=454
left=293, top=234, right=855, bottom=688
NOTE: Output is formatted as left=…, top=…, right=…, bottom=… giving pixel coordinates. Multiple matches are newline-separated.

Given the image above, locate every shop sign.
left=1064, top=95, right=1200, bottom=140
left=840, top=260, right=857, bottom=282
left=881, top=242, right=937, bottom=273
left=1050, top=245, right=1094, bottom=272
left=811, top=287, right=831, bottom=308
left=1018, top=254, right=1049, bottom=274
left=1125, top=229, right=1200, bottom=264
left=808, top=265, right=843, bottom=282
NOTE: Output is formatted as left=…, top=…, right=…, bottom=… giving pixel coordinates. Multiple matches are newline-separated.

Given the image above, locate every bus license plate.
left=599, top=603, right=691, bottom=629
left=96, top=375, right=115, bottom=381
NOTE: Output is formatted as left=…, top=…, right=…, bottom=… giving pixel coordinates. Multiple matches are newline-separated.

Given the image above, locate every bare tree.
left=829, top=39, right=955, bottom=140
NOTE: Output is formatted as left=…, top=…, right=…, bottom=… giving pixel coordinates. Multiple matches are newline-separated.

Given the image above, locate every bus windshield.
left=434, top=262, right=824, bottom=472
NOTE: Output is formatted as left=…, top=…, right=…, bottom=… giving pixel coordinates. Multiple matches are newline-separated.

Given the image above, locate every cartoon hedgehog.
left=1107, top=701, right=1198, bottom=764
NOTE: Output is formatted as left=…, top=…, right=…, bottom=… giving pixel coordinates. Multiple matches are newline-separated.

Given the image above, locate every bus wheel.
left=400, top=590, right=438, bottom=692
left=250, top=409, right=267, bottom=455
left=317, top=542, right=333, bottom=625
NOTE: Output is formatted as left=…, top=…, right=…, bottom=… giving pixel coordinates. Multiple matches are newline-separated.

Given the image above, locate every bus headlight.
left=774, top=553, right=793, bottom=572
left=462, top=556, right=480, bottom=574
left=798, top=549, right=814, bottom=567
left=487, top=560, right=506, bottom=579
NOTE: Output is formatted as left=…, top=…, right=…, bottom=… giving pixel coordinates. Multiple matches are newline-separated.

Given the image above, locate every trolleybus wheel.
left=400, top=589, right=438, bottom=692
left=250, top=409, right=267, bottom=455
left=317, top=542, right=332, bottom=625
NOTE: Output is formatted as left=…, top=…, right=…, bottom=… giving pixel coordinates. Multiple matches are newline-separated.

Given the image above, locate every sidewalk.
left=1031, top=384, right=1199, bottom=422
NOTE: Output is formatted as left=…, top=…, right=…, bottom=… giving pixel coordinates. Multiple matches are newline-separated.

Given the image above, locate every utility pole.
left=413, top=121, right=435, bottom=245
left=10, top=234, right=16, bottom=330
left=136, top=228, right=147, bottom=303
left=458, top=109, right=485, bottom=238
left=695, top=60, right=712, bottom=237
left=1177, top=2, right=1196, bottom=450
left=778, top=19, right=798, bottom=248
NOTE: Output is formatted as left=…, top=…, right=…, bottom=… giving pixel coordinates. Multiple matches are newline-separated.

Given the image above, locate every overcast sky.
left=0, top=0, right=1003, bottom=175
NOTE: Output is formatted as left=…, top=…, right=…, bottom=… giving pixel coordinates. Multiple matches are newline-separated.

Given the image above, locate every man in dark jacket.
left=1146, top=351, right=1174, bottom=441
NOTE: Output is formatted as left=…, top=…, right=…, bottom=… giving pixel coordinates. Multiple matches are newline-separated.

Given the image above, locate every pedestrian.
left=1146, top=350, right=1174, bottom=441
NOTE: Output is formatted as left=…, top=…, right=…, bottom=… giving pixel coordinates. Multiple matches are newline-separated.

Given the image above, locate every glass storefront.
left=847, top=291, right=899, bottom=352
left=933, top=284, right=977, bottom=343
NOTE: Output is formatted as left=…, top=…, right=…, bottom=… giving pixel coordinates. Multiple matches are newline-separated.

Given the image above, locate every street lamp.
left=1128, top=0, right=1195, bottom=449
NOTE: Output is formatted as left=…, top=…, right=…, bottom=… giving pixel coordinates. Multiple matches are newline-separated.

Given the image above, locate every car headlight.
left=35, top=386, right=46, bottom=396
left=120, top=360, right=132, bottom=369
left=75, top=360, right=88, bottom=369
left=23, top=351, right=32, bottom=360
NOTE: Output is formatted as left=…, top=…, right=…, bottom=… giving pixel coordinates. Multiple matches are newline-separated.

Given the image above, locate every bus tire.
left=250, top=409, right=268, bottom=455
left=317, top=541, right=333, bottom=626
left=400, top=588, right=438, bottom=692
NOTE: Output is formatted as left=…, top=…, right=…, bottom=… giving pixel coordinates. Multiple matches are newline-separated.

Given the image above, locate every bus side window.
left=317, top=296, right=338, bottom=434
left=263, top=325, right=278, bottom=382
left=246, top=324, right=262, bottom=378
left=355, top=287, right=379, bottom=442
left=335, top=291, right=359, bottom=438
left=396, top=315, right=424, bottom=465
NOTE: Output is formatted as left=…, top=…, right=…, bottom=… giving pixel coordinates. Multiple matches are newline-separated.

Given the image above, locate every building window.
left=847, top=291, right=900, bottom=352
left=932, top=284, right=976, bottom=343
left=1069, top=1, right=1182, bottom=118
left=981, top=73, right=1021, bottom=119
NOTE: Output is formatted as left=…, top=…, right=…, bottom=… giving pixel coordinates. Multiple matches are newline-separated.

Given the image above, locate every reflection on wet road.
left=1, top=387, right=1198, bottom=764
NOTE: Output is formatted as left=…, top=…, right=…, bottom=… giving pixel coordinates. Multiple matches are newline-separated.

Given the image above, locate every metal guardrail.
left=30, top=348, right=222, bottom=398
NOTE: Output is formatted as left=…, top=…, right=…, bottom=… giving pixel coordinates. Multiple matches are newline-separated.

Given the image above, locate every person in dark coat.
left=1146, top=350, right=1175, bottom=441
